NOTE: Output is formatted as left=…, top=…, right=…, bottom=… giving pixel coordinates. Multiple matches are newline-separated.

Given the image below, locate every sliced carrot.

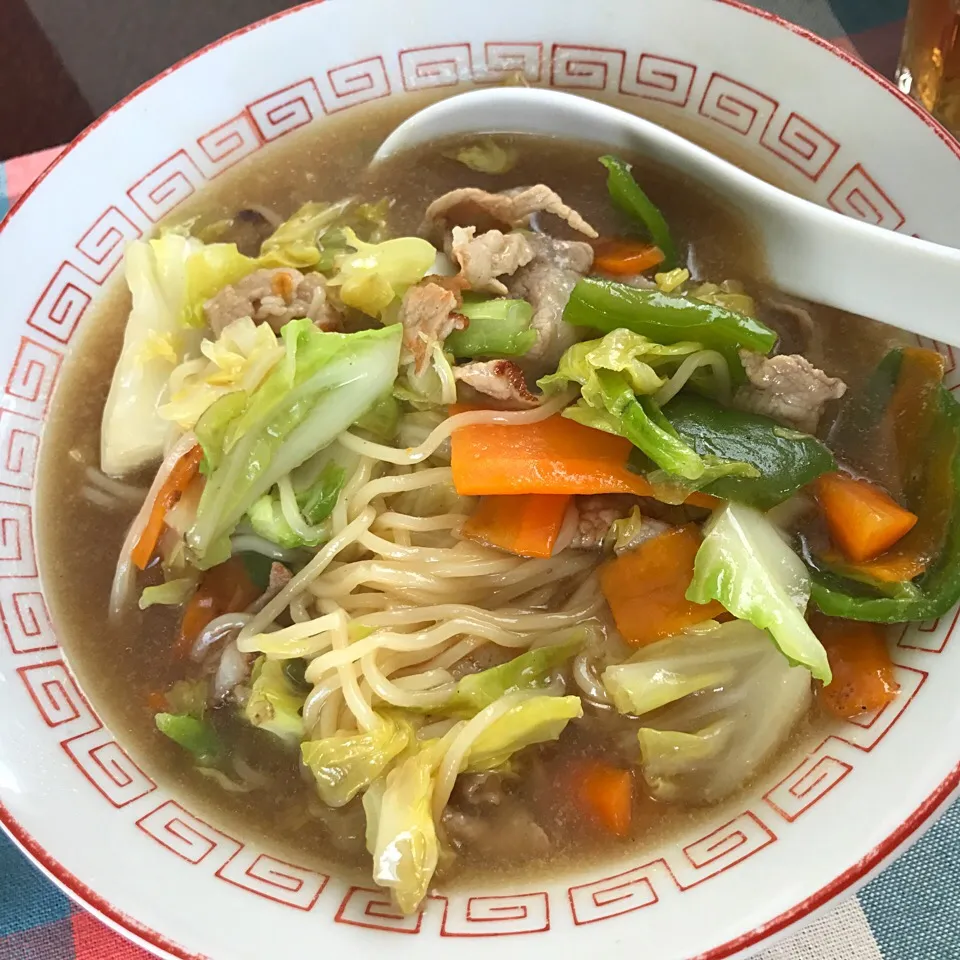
left=592, top=238, right=665, bottom=276
left=814, top=471, right=918, bottom=564
left=462, top=494, right=572, bottom=558
left=146, top=691, right=168, bottom=713
left=573, top=760, right=633, bottom=836
left=172, top=556, right=261, bottom=660
left=450, top=408, right=716, bottom=507
left=815, top=618, right=899, bottom=719
left=600, top=524, right=724, bottom=646
left=131, top=445, right=204, bottom=570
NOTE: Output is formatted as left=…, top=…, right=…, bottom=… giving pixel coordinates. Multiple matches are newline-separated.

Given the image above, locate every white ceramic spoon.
left=375, top=87, right=960, bottom=344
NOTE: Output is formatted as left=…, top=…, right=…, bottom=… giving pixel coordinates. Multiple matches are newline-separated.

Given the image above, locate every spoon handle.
left=376, top=88, right=960, bottom=346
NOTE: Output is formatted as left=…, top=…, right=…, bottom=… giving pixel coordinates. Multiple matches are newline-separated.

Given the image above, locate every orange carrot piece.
left=146, top=691, right=168, bottom=713
left=462, top=494, right=572, bottom=558
left=172, top=557, right=260, bottom=659
left=600, top=524, right=724, bottom=646
left=131, top=445, right=204, bottom=570
left=574, top=761, right=633, bottom=836
left=816, top=618, right=900, bottom=719
left=814, top=472, right=918, bottom=564
left=450, top=409, right=716, bottom=507
left=592, top=238, right=665, bottom=276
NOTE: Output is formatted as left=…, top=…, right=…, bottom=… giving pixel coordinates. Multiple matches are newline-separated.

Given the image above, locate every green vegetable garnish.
left=599, top=155, right=679, bottom=269
left=563, top=278, right=777, bottom=381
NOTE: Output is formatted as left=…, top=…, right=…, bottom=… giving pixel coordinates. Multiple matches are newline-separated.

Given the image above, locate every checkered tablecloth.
left=4, top=2, right=959, bottom=958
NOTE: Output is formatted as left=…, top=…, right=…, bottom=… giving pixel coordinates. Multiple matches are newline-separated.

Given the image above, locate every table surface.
left=6, top=3, right=960, bottom=960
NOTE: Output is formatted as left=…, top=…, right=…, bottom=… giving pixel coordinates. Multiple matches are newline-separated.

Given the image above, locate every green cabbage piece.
left=155, top=713, right=221, bottom=764
left=603, top=620, right=812, bottom=802
left=686, top=502, right=831, bottom=682
left=603, top=659, right=736, bottom=716
left=354, top=391, right=401, bottom=440
left=246, top=460, right=346, bottom=549
left=464, top=695, right=583, bottom=772
left=327, top=229, right=436, bottom=317
left=538, top=328, right=704, bottom=399
left=445, top=298, right=536, bottom=358
left=538, top=330, right=748, bottom=481
left=440, top=639, right=583, bottom=719
left=187, top=321, right=402, bottom=560
left=362, top=737, right=447, bottom=915
left=101, top=236, right=201, bottom=475
left=443, top=138, right=518, bottom=174
left=301, top=714, right=412, bottom=807
left=243, top=656, right=306, bottom=744
left=260, top=198, right=391, bottom=270
left=158, top=316, right=285, bottom=431
left=138, top=578, right=195, bottom=610
left=247, top=494, right=309, bottom=549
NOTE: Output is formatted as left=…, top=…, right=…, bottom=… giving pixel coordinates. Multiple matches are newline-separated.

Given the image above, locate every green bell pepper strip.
left=564, top=369, right=706, bottom=480
left=563, top=278, right=777, bottom=382
left=643, top=393, right=836, bottom=509
left=445, top=298, right=536, bottom=358
left=811, top=384, right=960, bottom=623
left=599, top=155, right=679, bottom=270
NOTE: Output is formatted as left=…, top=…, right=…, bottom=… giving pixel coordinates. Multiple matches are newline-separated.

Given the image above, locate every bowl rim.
left=2, top=2, right=959, bottom=958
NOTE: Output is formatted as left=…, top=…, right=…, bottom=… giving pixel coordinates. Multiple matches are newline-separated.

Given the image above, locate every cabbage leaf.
left=243, top=656, right=306, bottom=744
left=538, top=330, right=746, bottom=481
left=604, top=620, right=812, bottom=802
left=686, top=502, right=831, bottom=682
left=159, top=317, right=285, bottom=430
left=538, top=328, right=703, bottom=399
left=260, top=198, right=391, bottom=270
left=464, top=695, right=583, bottom=772
left=187, top=321, right=402, bottom=560
left=362, top=737, right=446, bottom=915
left=138, top=578, right=195, bottom=610
left=440, top=639, right=583, bottom=719
left=327, top=229, right=436, bottom=317
left=301, top=714, right=412, bottom=807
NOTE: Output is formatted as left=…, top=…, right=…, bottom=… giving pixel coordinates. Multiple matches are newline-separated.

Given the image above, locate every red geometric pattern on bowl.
left=567, top=812, right=776, bottom=925
left=75, top=206, right=143, bottom=282
left=0, top=408, right=41, bottom=491
left=196, top=113, right=264, bottom=176
left=27, top=262, right=98, bottom=345
left=0, top=30, right=949, bottom=947
left=127, top=150, right=206, bottom=223
left=4, top=336, right=62, bottom=416
left=17, top=659, right=156, bottom=807
left=477, top=43, right=544, bottom=84
left=0, top=581, right=56, bottom=654
left=322, top=56, right=392, bottom=112
left=827, top=162, right=906, bottom=229
left=247, top=79, right=325, bottom=141
left=400, top=44, right=474, bottom=90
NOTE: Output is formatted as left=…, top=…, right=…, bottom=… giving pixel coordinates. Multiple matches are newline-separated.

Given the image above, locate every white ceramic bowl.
left=2, top=1, right=959, bottom=957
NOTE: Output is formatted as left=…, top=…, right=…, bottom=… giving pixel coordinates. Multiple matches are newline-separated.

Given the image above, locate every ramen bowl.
left=2, top=1, right=960, bottom=958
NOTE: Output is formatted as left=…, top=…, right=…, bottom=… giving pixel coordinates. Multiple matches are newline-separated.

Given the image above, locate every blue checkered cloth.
left=6, top=2, right=959, bottom=958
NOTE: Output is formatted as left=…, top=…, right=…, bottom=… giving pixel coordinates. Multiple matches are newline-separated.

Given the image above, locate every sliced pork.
left=204, top=268, right=339, bottom=335
left=735, top=351, right=847, bottom=434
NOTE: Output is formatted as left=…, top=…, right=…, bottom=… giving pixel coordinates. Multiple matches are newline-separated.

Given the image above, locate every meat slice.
left=449, top=226, right=535, bottom=294
left=204, top=268, right=339, bottom=336
left=735, top=351, right=847, bottom=434
left=453, top=359, right=539, bottom=407
left=441, top=803, right=550, bottom=860
left=397, top=281, right=467, bottom=374
left=563, top=494, right=671, bottom=552
left=424, top=184, right=598, bottom=240
left=505, top=234, right=594, bottom=368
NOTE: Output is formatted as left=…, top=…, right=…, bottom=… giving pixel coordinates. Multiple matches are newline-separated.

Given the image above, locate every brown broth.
left=37, top=94, right=898, bottom=886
